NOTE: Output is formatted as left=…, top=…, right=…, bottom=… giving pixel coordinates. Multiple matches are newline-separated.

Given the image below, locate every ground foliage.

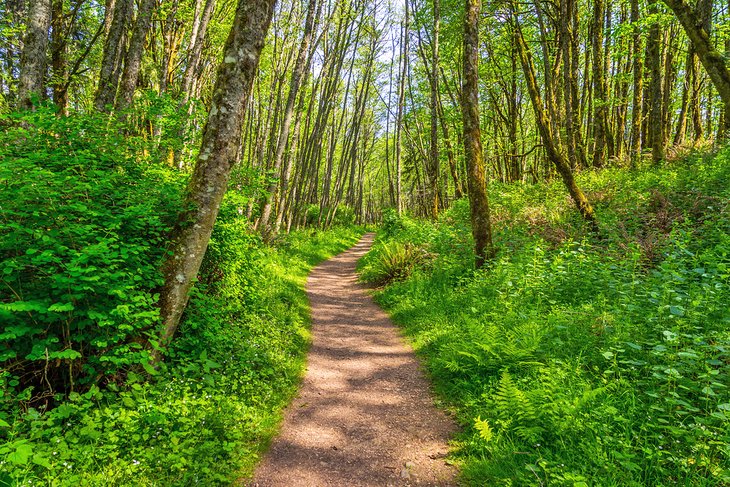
left=0, top=108, right=363, bottom=485
left=361, top=148, right=730, bottom=485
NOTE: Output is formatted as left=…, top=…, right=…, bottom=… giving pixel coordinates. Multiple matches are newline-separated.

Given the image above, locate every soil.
left=247, top=233, right=458, bottom=486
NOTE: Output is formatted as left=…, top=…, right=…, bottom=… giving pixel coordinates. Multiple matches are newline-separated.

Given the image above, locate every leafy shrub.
left=0, top=174, right=363, bottom=486
left=0, top=108, right=182, bottom=402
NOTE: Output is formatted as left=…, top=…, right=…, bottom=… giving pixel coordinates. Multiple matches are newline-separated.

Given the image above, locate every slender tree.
left=513, top=12, right=597, bottom=227
left=662, top=0, right=730, bottom=137
left=155, top=0, right=277, bottom=360
left=95, top=0, right=133, bottom=111
left=462, top=0, right=495, bottom=268
left=115, top=0, right=157, bottom=111
left=258, top=0, right=318, bottom=238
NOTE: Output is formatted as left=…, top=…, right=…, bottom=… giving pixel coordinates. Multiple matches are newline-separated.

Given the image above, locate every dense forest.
left=0, top=0, right=729, bottom=483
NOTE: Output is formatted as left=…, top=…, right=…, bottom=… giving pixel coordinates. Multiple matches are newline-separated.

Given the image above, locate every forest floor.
left=247, top=233, right=458, bottom=487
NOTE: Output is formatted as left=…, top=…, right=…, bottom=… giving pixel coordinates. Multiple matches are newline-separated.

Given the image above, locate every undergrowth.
left=0, top=108, right=364, bottom=485
left=361, top=148, right=730, bottom=485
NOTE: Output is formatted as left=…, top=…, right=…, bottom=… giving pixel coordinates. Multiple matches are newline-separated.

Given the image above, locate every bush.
left=0, top=108, right=182, bottom=403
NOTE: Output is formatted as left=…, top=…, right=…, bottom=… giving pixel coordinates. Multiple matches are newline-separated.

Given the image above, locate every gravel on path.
left=248, top=233, right=458, bottom=487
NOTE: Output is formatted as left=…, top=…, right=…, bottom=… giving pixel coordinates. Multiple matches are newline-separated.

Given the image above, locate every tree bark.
left=513, top=16, right=597, bottom=228
left=630, top=0, right=644, bottom=161
left=259, top=0, right=318, bottom=238
left=181, top=0, right=217, bottom=105
left=95, top=0, right=133, bottom=111
left=662, top=0, right=730, bottom=137
left=115, top=0, right=157, bottom=112
left=462, top=0, right=495, bottom=268
left=429, top=0, right=441, bottom=217
left=394, top=5, right=409, bottom=215
left=155, top=0, right=277, bottom=361
left=50, top=0, right=69, bottom=114
left=18, top=0, right=51, bottom=109
left=592, top=0, right=609, bottom=167
left=647, top=0, right=666, bottom=161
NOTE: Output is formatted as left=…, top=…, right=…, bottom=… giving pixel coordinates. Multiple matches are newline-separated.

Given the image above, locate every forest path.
left=248, top=233, right=458, bottom=486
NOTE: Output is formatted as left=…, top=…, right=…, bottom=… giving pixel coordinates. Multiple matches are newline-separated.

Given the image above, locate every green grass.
left=361, top=148, right=730, bottom=486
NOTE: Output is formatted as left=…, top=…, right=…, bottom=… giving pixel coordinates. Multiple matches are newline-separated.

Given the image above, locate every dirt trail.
left=248, top=233, right=458, bottom=487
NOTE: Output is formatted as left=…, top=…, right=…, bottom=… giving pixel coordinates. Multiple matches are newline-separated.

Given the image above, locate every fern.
left=494, top=370, right=546, bottom=444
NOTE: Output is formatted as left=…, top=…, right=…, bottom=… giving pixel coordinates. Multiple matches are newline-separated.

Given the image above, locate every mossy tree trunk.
left=461, top=0, right=495, bottom=268
left=662, top=0, right=730, bottom=138
left=94, top=0, right=132, bottom=111
left=155, top=0, right=277, bottom=361
left=513, top=13, right=598, bottom=229
left=115, top=0, right=157, bottom=112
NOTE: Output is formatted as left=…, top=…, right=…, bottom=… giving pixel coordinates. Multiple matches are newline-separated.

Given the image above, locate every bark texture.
left=461, top=0, right=495, bottom=268
left=95, top=0, right=133, bottom=111
left=259, top=0, right=318, bottom=237
left=115, top=0, right=157, bottom=111
left=647, top=0, right=666, bottom=161
left=662, top=0, right=730, bottom=137
left=18, top=0, right=51, bottom=109
left=514, top=18, right=597, bottom=228
left=156, top=0, right=277, bottom=360
left=429, top=0, right=441, bottom=217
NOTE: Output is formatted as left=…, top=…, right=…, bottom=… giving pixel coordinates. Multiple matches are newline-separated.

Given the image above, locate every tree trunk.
left=592, top=0, right=609, bottom=167
left=50, top=0, right=69, bottom=114
left=673, top=49, right=692, bottom=145
left=647, top=0, right=666, bottom=161
left=115, top=0, right=157, bottom=112
left=95, top=0, right=133, bottom=111
left=630, top=0, right=644, bottom=161
left=259, top=0, right=318, bottom=238
left=181, top=0, right=217, bottom=104
left=462, top=0, right=495, bottom=268
left=155, top=0, right=277, bottom=361
left=513, top=15, right=597, bottom=228
left=662, top=0, right=730, bottom=137
left=429, top=0, right=441, bottom=218
left=394, top=5, right=409, bottom=215
left=18, top=0, right=51, bottom=109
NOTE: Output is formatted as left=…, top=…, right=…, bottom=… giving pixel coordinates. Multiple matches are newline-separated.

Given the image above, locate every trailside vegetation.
left=360, top=148, right=730, bottom=485
left=0, top=108, right=363, bottom=485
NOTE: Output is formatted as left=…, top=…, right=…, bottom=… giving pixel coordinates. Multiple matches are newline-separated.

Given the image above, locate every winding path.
left=249, top=233, right=458, bottom=486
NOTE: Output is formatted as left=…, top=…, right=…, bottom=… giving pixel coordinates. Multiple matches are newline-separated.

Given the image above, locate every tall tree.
left=155, top=0, right=277, bottom=360
left=461, top=0, right=495, bottom=268
left=95, top=0, right=133, bottom=111
left=513, top=12, right=597, bottom=227
left=394, top=2, right=409, bottom=214
left=662, top=0, right=730, bottom=138
left=630, top=0, right=644, bottom=160
left=647, top=0, right=666, bottom=161
left=18, top=0, right=51, bottom=109
left=429, top=0, right=441, bottom=217
left=115, top=0, right=157, bottom=111
left=258, top=0, right=319, bottom=238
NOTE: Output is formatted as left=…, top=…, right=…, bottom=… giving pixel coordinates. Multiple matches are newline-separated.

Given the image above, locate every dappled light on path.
left=249, top=234, right=457, bottom=486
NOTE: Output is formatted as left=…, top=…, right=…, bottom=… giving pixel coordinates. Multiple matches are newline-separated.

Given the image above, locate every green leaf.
left=48, top=302, right=75, bottom=312
left=141, top=361, right=158, bottom=376
left=669, top=306, right=685, bottom=317
left=7, top=443, right=33, bottom=465
left=0, top=419, right=10, bottom=428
